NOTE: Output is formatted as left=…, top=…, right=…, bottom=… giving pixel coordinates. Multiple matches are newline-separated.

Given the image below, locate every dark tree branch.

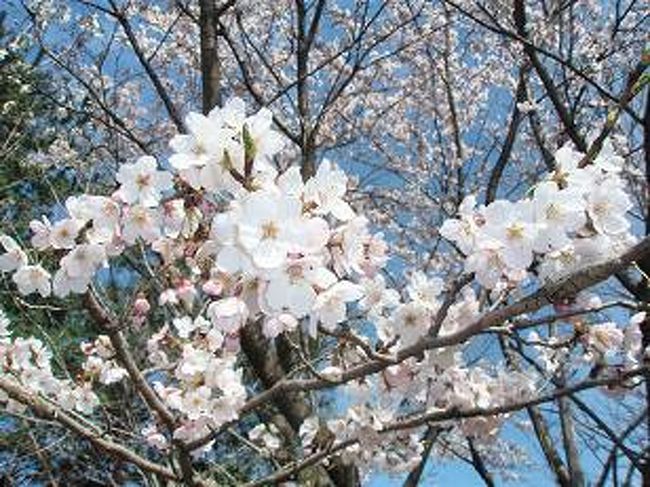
left=403, top=427, right=438, bottom=487
left=199, top=0, right=224, bottom=113
left=485, top=66, right=529, bottom=204
left=0, top=376, right=178, bottom=481
left=467, top=437, right=495, bottom=487
left=512, top=0, right=587, bottom=152
left=107, top=0, right=186, bottom=132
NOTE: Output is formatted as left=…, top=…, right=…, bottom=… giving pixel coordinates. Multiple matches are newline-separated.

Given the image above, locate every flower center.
left=133, top=209, right=148, bottom=225
left=592, top=201, right=610, bottom=216
left=104, top=202, right=118, bottom=218
left=404, top=313, right=418, bottom=327
left=545, top=203, right=561, bottom=220
left=552, top=169, right=569, bottom=186
left=506, top=223, right=525, bottom=240
left=287, top=264, right=304, bottom=281
left=261, top=221, right=279, bottom=239
left=193, top=142, right=207, bottom=156
left=135, top=173, right=151, bottom=189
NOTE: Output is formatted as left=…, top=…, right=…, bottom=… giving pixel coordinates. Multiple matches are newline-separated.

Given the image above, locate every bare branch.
left=0, top=377, right=178, bottom=481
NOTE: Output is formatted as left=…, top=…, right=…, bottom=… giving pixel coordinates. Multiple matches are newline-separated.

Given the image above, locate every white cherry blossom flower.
left=169, top=103, right=237, bottom=171
left=593, top=138, right=624, bottom=173
left=262, top=312, right=299, bottom=339
left=176, top=344, right=212, bottom=380
left=310, top=280, right=364, bottom=335
left=12, top=265, right=51, bottom=297
left=264, top=256, right=337, bottom=318
left=170, top=98, right=283, bottom=194
left=407, top=271, right=443, bottom=310
left=122, top=205, right=162, bottom=244
left=587, top=178, right=632, bottom=235
left=243, top=106, right=285, bottom=163
left=116, top=156, right=173, bottom=207
left=358, top=274, right=399, bottom=317
left=465, top=239, right=506, bottom=289
left=52, top=268, right=93, bottom=297
left=439, top=194, right=480, bottom=255
left=304, top=159, right=354, bottom=221
left=392, top=302, right=431, bottom=347
left=80, top=196, right=122, bottom=244
left=334, top=216, right=388, bottom=276
left=537, top=245, right=581, bottom=281
left=277, top=166, right=305, bottom=197
left=237, top=190, right=302, bottom=269
left=98, top=361, right=128, bottom=385
left=71, top=383, right=100, bottom=414
left=532, top=181, right=586, bottom=252
left=624, top=313, right=644, bottom=365
left=29, top=217, right=52, bottom=250
left=50, top=219, right=80, bottom=249
left=481, top=200, right=537, bottom=270
left=60, top=244, right=106, bottom=278
left=182, top=385, right=213, bottom=420
left=173, top=315, right=200, bottom=339
left=207, top=297, right=248, bottom=334
left=583, top=322, right=624, bottom=364
left=0, top=235, right=27, bottom=272
left=161, top=199, right=198, bottom=238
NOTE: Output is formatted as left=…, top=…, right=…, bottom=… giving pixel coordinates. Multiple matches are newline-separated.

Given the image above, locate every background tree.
left=0, top=0, right=648, bottom=485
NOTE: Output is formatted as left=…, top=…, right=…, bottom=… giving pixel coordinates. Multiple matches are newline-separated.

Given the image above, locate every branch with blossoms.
left=0, top=96, right=648, bottom=484
left=184, top=230, right=650, bottom=451
left=243, top=366, right=649, bottom=486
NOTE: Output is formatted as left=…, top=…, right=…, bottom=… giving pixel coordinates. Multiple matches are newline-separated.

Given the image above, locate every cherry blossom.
left=358, top=274, right=400, bottom=318
left=391, top=302, right=431, bottom=347
left=12, top=265, right=51, bottom=297
left=207, top=297, right=248, bottom=335
left=121, top=205, right=162, bottom=244
left=303, top=159, right=355, bottom=221
left=170, top=98, right=284, bottom=193
left=49, top=218, right=80, bottom=250
left=531, top=181, right=586, bottom=252
left=310, top=280, right=364, bottom=335
left=264, top=256, right=337, bottom=318
left=0, top=71, right=646, bottom=485
left=115, top=155, right=173, bottom=207
left=586, top=178, right=632, bottom=235
left=236, top=189, right=303, bottom=269
left=0, top=235, right=28, bottom=272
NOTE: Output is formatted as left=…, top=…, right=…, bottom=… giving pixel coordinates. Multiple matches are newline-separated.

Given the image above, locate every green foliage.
left=0, top=12, right=54, bottom=213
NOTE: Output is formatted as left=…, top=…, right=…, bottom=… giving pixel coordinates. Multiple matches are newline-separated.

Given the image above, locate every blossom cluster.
left=299, top=406, right=425, bottom=475
left=441, top=140, right=634, bottom=288
left=145, top=314, right=248, bottom=446
left=296, top=361, right=536, bottom=476
left=0, top=309, right=98, bottom=414
left=81, top=335, right=128, bottom=385
left=0, top=97, right=392, bottom=445
left=528, top=310, right=645, bottom=375
left=0, top=97, right=643, bottom=473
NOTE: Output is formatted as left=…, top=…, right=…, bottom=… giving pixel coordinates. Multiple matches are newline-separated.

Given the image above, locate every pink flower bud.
left=133, top=296, right=151, bottom=316
left=202, top=279, right=223, bottom=296
left=223, top=334, right=241, bottom=354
